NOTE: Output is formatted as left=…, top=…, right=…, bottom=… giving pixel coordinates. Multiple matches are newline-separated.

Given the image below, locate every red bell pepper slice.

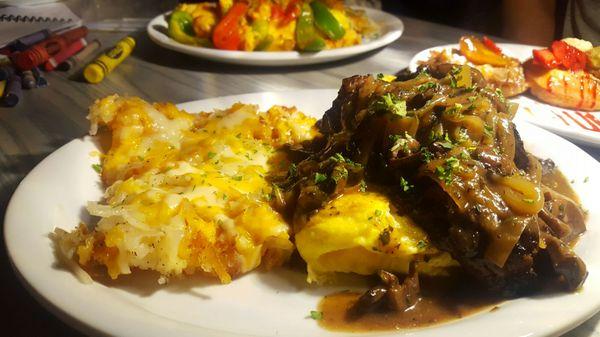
left=212, top=2, right=248, bottom=50
left=482, top=36, right=502, bottom=55
left=272, top=0, right=300, bottom=26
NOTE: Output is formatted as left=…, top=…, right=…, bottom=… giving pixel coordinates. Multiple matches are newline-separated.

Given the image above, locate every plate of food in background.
left=5, top=66, right=600, bottom=337
left=146, top=0, right=403, bottom=66
left=408, top=36, right=600, bottom=147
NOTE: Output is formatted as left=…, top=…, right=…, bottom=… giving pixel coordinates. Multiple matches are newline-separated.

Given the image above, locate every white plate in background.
left=147, top=8, right=403, bottom=66
left=408, top=43, right=600, bottom=148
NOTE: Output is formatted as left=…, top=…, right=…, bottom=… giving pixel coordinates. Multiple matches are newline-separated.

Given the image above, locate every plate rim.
left=146, top=7, right=404, bottom=66
left=5, top=89, right=600, bottom=337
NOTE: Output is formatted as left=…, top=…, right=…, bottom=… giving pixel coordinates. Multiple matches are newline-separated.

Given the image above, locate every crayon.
left=0, top=64, right=15, bottom=81
left=13, top=26, right=88, bottom=71
left=84, top=37, right=135, bottom=84
left=45, top=38, right=87, bottom=71
left=0, top=80, right=6, bottom=97
left=14, top=29, right=51, bottom=52
left=20, top=70, right=36, bottom=89
left=2, top=75, right=22, bottom=107
left=32, top=67, right=48, bottom=88
left=58, top=39, right=101, bottom=72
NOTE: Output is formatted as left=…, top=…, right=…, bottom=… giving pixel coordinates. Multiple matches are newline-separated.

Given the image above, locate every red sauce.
left=576, top=74, right=585, bottom=109
left=589, top=74, right=597, bottom=109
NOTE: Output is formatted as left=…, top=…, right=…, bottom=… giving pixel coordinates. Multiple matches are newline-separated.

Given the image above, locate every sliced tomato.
left=533, top=48, right=559, bottom=69
left=551, top=40, right=587, bottom=71
left=482, top=36, right=502, bottom=55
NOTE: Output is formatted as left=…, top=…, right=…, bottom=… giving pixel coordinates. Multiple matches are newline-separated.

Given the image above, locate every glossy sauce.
left=317, top=168, right=581, bottom=332
left=318, top=276, right=502, bottom=332
left=541, top=168, right=579, bottom=202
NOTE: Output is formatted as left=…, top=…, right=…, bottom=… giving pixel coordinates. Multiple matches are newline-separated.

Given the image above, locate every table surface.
left=1, top=15, right=599, bottom=337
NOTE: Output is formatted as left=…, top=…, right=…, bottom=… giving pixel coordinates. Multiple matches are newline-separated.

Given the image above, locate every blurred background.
left=56, top=0, right=598, bottom=45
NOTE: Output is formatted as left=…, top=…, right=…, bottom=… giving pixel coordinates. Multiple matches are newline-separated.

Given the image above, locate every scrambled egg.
left=55, top=95, right=317, bottom=283
left=295, top=192, right=458, bottom=283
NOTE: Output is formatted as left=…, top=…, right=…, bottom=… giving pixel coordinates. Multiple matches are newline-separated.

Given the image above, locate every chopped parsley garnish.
left=449, top=75, right=458, bottom=88
left=288, top=163, right=298, bottom=177
left=309, top=311, right=323, bottom=320
left=374, top=209, right=383, bottom=217
left=495, top=88, right=505, bottom=103
left=399, top=177, right=414, bottom=192
left=417, top=240, right=427, bottom=249
left=484, top=123, right=494, bottom=138
left=421, top=148, right=434, bottom=163
left=359, top=180, right=367, bottom=192
left=456, top=128, right=470, bottom=143
left=91, top=163, right=102, bottom=173
left=435, top=157, right=460, bottom=185
left=445, top=103, right=463, bottom=115
left=232, top=175, right=243, bottom=181
left=417, top=82, right=437, bottom=92
left=584, top=176, right=589, bottom=183
left=207, top=151, right=216, bottom=159
left=331, top=166, right=349, bottom=183
left=390, top=133, right=414, bottom=153
left=376, top=73, right=385, bottom=79
left=330, top=153, right=361, bottom=167
left=371, top=93, right=407, bottom=117
left=314, top=172, right=327, bottom=184
left=446, top=156, right=460, bottom=169
left=522, top=198, right=534, bottom=204
left=332, top=153, right=345, bottom=162
left=436, top=133, right=454, bottom=150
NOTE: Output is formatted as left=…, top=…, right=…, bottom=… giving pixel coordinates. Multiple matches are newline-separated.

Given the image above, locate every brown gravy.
left=542, top=169, right=580, bottom=203
left=318, top=276, right=502, bottom=332
left=315, top=168, right=582, bottom=332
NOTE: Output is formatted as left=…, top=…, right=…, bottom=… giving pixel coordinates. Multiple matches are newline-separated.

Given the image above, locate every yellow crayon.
left=84, top=37, right=135, bottom=84
left=0, top=80, right=6, bottom=97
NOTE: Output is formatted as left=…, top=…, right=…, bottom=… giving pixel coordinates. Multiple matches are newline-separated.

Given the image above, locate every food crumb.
left=309, top=310, right=323, bottom=320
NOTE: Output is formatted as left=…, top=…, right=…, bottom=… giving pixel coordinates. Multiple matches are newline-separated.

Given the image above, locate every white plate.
left=5, top=90, right=600, bottom=337
left=146, top=8, right=403, bottom=66
left=408, top=44, right=600, bottom=148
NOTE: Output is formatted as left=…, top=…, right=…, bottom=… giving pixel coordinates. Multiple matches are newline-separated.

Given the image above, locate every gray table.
left=1, top=16, right=598, bottom=337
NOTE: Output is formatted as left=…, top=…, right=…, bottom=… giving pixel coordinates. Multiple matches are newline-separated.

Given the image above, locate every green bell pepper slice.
left=310, top=1, right=345, bottom=41
left=296, top=3, right=325, bottom=52
left=168, top=11, right=197, bottom=45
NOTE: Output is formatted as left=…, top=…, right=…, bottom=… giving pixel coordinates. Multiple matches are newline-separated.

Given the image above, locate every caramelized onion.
left=493, top=175, right=544, bottom=215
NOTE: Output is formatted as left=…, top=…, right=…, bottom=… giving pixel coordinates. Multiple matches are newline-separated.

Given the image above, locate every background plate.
left=146, top=8, right=403, bottom=66
left=5, top=90, right=600, bottom=337
left=408, top=43, right=600, bottom=148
